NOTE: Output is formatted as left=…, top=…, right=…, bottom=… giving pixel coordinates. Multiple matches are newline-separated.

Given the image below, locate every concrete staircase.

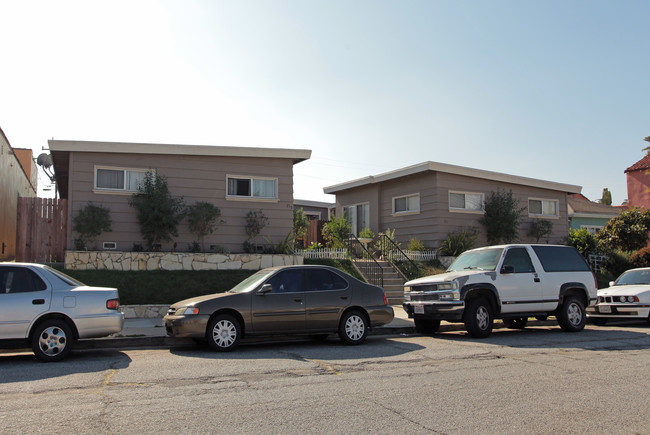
left=353, top=258, right=406, bottom=304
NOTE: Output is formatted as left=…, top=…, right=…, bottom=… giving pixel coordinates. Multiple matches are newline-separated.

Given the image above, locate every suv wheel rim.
left=345, top=315, right=365, bottom=341
left=212, top=320, right=236, bottom=348
left=39, top=326, right=67, bottom=357
left=476, top=306, right=489, bottom=330
left=567, top=303, right=582, bottom=326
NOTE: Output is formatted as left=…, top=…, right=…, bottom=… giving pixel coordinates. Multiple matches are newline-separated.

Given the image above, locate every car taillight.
left=383, top=293, right=388, bottom=305
left=106, top=298, right=120, bottom=310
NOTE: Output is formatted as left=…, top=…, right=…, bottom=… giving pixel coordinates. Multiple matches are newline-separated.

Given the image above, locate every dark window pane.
left=532, top=246, right=591, bottom=272
left=306, top=269, right=349, bottom=291
left=503, top=248, right=535, bottom=273
left=266, top=270, right=303, bottom=293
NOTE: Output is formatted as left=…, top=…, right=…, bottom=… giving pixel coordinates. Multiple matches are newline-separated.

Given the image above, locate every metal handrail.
left=347, top=234, right=383, bottom=287
left=378, top=234, right=419, bottom=280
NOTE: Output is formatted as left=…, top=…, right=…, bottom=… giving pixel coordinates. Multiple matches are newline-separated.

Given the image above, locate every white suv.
left=403, top=244, right=598, bottom=338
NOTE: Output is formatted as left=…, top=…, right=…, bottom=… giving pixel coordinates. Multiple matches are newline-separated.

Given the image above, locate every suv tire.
left=557, top=295, right=586, bottom=332
left=464, top=297, right=493, bottom=338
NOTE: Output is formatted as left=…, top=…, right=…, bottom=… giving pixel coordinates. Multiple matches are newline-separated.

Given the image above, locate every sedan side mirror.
left=258, top=284, right=272, bottom=295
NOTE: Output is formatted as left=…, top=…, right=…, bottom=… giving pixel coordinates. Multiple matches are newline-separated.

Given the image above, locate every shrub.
left=128, top=171, right=185, bottom=251
left=528, top=219, right=553, bottom=243
left=566, top=228, right=600, bottom=259
left=322, top=215, right=351, bottom=249
left=630, top=247, right=650, bottom=268
left=293, top=208, right=309, bottom=240
left=439, top=228, right=478, bottom=256
left=72, top=202, right=112, bottom=250
left=359, top=227, right=375, bottom=239
left=244, top=209, right=269, bottom=252
left=187, top=202, right=224, bottom=252
left=602, top=250, right=632, bottom=278
left=479, top=189, right=525, bottom=244
left=597, top=207, right=650, bottom=252
left=408, top=237, right=426, bottom=251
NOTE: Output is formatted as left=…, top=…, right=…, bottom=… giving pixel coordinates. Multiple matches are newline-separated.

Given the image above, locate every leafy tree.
left=597, top=207, right=650, bottom=252
left=528, top=219, right=553, bottom=243
left=72, top=202, right=112, bottom=249
left=128, top=171, right=185, bottom=251
left=479, top=189, right=526, bottom=245
left=322, top=214, right=351, bottom=249
left=566, top=228, right=599, bottom=259
left=643, top=136, right=650, bottom=154
left=599, top=188, right=612, bottom=206
left=187, top=202, right=224, bottom=251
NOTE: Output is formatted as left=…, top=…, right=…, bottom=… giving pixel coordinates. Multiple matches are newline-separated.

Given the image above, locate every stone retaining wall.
left=64, top=251, right=303, bottom=271
left=122, top=305, right=169, bottom=319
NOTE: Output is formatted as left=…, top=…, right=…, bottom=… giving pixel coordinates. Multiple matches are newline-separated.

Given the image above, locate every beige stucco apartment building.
left=0, top=128, right=37, bottom=260
left=49, top=140, right=311, bottom=253
left=324, top=161, right=582, bottom=249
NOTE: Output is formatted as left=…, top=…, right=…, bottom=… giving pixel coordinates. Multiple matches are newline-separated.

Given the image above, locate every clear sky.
left=1, top=0, right=648, bottom=204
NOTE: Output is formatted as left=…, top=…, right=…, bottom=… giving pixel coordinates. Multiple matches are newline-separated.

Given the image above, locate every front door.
left=0, top=267, right=52, bottom=339
left=498, top=247, right=543, bottom=314
left=251, top=269, right=305, bottom=333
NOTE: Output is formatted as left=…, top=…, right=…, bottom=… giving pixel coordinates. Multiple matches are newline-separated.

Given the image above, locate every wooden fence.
left=16, top=197, right=68, bottom=263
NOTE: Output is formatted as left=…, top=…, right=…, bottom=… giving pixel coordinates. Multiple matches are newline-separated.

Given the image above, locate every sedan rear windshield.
left=44, top=266, right=86, bottom=286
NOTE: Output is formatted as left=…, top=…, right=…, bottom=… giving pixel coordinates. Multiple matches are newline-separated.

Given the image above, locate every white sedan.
left=0, top=263, right=124, bottom=361
left=587, top=267, right=650, bottom=326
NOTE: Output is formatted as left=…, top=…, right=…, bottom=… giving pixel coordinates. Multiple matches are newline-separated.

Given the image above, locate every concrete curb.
left=73, top=319, right=559, bottom=351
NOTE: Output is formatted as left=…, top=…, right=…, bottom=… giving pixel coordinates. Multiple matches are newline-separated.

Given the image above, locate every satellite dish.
left=37, top=153, right=52, bottom=168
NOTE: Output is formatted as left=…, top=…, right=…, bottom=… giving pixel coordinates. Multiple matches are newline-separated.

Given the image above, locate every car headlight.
left=177, top=306, right=199, bottom=315
left=404, top=286, right=411, bottom=293
left=439, top=291, right=460, bottom=301
left=437, top=282, right=458, bottom=291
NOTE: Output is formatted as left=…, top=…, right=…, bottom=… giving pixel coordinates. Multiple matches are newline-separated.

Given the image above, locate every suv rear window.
left=531, top=246, right=591, bottom=272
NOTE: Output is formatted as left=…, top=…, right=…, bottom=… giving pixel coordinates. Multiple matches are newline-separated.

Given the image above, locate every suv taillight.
left=592, top=272, right=598, bottom=290
left=106, top=298, right=120, bottom=310
left=383, top=293, right=389, bottom=305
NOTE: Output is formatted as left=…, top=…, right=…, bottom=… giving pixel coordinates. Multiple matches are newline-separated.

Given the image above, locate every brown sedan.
left=164, top=265, right=394, bottom=351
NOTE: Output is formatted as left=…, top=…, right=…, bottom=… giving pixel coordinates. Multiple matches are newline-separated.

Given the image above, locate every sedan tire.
left=338, top=310, right=368, bottom=345
left=207, top=314, right=241, bottom=352
left=31, top=319, right=74, bottom=362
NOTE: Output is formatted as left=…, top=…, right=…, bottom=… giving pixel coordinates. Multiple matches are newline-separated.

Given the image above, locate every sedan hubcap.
left=212, top=320, right=236, bottom=348
left=345, top=315, right=365, bottom=340
left=39, top=326, right=67, bottom=356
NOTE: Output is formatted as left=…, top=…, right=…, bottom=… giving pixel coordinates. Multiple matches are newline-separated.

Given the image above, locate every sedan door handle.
left=340, top=296, right=348, bottom=300
left=32, top=299, right=45, bottom=305
left=293, top=298, right=303, bottom=303
left=534, top=278, right=540, bottom=283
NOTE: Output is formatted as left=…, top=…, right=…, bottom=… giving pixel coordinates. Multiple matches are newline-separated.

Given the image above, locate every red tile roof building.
left=625, top=154, right=650, bottom=210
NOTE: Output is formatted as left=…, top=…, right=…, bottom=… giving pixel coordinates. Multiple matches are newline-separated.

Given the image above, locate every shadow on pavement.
left=168, top=334, right=424, bottom=360
left=0, top=349, right=133, bottom=384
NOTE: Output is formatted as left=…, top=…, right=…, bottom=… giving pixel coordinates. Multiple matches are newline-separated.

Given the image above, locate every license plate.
left=599, top=305, right=612, bottom=314
left=414, top=304, right=424, bottom=314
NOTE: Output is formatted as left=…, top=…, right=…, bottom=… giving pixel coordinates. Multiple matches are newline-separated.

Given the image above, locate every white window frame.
left=94, top=166, right=150, bottom=194
left=528, top=197, right=559, bottom=218
left=226, top=175, right=279, bottom=202
left=392, top=193, right=420, bottom=216
left=449, top=191, right=484, bottom=214
left=581, top=225, right=604, bottom=235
